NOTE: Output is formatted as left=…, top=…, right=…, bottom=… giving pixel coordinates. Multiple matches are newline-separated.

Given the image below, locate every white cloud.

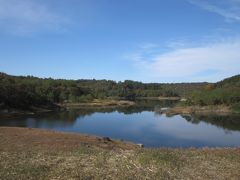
left=188, top=0, right=240, bottom=22
left=129, top=39, right=240, bottom=82
left=0, top=0, right=69, bottom=35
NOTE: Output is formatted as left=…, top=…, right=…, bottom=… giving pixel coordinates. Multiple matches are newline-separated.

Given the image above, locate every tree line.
left=186, top=75, right=240, bottom=111
left=3, top=72, right=239, bottom=111
left=0, top=72, right=207, bottom=110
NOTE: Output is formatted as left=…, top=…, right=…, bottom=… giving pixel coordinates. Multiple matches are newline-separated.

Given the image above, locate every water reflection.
left=181, top=114, right=240, bottom=132
left=0, top=100, right=240, bottom=147
left=6, top=100, right=177, bottom=129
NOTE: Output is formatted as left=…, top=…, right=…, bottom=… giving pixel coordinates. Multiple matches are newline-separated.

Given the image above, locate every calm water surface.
left=1, top=100, right=240, bottom=148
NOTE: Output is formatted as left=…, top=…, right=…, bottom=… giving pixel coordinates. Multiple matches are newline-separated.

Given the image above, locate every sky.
left=0, top=0, right=240, bottom=83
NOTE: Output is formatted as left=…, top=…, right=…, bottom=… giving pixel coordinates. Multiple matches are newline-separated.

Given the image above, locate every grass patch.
left=0, top=127, right=240, bottom=179
left=232, top=102, right=240, bottom=113
left=137, top=149, right=182, bottom=166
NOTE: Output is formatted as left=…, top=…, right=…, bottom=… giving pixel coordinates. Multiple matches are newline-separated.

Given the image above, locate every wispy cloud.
left=188, top=0, right=240, bottom=22
left=0, top=0, right=69, bottom=35
left=139, top=43, right=159, bottom=50
left=128, top=39, right=240, bottom=82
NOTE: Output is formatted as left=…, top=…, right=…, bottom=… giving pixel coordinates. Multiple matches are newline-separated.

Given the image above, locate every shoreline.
left=158, top=105, right=238, bottom=116
left=0, top=97, right=180, bottom=116
left=0, top=99, right=135, bottom=118
left=0, top=127, right=239, bottom=179
left=0, top=127, right=239, bottom=149
left=0, top=127, right=139, bottom=151
left=1, top=101, right=239, bottom=118
left=59, top=99, right=135, bottom=109
left=136, top=96, right=181, bottom=100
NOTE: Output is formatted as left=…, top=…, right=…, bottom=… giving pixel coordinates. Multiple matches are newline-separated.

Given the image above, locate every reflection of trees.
left=0, top=110, right=83, bottom=128
left=181, top=114, right=240, bottom=131
left=118, top=100, right=178, bottom=114
left=0, top=111, right=81, bottom=128
left=68, top=100, right=178, bottom=116
left=181, top=115, right=201, bottom=124
left=0, top=100, right=179, bottom=128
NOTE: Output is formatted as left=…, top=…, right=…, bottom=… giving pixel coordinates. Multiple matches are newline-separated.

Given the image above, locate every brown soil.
left=60, top=99, right=135, bottom=109
left=0, top=127, right=239, bottom=179
left=0, top=127, right=138, bottom=152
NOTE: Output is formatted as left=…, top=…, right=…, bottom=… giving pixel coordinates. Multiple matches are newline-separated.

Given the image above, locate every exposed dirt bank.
left=0, top=127, right=138, bottom=152
left=0, top=127, right=239, bottom=179
left=60, top=99, right=135, bottom=109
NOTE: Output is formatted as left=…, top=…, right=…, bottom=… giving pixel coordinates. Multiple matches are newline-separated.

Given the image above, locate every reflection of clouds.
left=3, top=107, right=240, bottom=147
left=73, top=111, right=240, bottom=147
left=151, top=115, right=240, bottom=145
left=224, top=129, right=232, bottom=135
left=120, top=112, right=155, bottom=135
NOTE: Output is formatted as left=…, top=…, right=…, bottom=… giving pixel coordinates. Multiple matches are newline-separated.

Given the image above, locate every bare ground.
left=59, top=99, right=135, bottom=109
left=0, top=127, right=239, bottom=180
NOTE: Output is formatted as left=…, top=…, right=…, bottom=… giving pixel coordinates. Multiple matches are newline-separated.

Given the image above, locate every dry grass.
left=0, top=127, right=239, bottom=180
left=60, top=99, right=135, bottom=109
left=164, top=105, right=233, bottom=116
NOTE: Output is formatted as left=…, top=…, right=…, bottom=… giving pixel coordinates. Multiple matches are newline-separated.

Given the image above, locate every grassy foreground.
left=0, top=127, right=239, bottom=180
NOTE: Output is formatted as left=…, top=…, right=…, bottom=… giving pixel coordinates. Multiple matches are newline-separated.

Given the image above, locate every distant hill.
left=216, top=74, right=240, bottom=88
left=1, top=72, right=236, bottom=111
left=189, top=74, right=240, bottom=111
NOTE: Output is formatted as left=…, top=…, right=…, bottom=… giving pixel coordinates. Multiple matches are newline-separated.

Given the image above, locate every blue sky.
left=0, top=0, right=240, bottom=82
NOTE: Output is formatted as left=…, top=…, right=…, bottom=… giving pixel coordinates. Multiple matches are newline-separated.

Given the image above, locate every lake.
left=0, top=100, right=240, bottom=148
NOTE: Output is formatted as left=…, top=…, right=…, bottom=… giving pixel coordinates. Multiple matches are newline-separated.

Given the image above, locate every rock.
left=96, top=137, right=102, bottom=141
left=137, top=143, right=144, bottom=148
left=102, top=137, right=112, bottom=142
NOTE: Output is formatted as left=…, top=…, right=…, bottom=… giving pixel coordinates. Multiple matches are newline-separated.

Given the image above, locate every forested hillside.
left=0, top=72, right=207, bottom=110
left=188, top=75, right=240, bottom=111
left=1, top=72, right=239, bottom=111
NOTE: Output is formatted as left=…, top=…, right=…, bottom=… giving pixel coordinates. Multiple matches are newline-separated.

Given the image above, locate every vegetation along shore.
left=1, top=72, right=239, bottom=115
left=0, top=73, right=240, bottom=179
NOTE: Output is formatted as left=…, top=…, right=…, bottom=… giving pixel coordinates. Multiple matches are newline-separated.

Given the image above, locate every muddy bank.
left=0, top=127, right=138, bottom=152
left=59, top=99, right=135, bottom=109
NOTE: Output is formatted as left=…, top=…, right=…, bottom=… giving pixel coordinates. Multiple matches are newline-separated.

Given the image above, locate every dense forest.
left=187, top=75, right=240, bottom=111
left=0, top=72, right=207, bottom=110
left=1, top=72, right=239, bottom=111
